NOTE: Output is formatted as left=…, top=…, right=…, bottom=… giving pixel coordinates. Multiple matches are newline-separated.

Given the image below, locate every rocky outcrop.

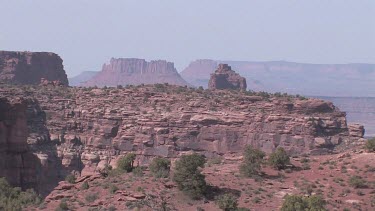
left=0, top=84, right=365, bottom=182
left=208, top=64, right=247, bottom=91
left=83, top=58, right=189, bottom=87
left=0, top=97, right=70, bottom=196
left=0, top=51, right=68, bottom=86
left=0, top=98, right=41, bottom=191
left=180, top=59, right=218, bottom=88
left=348, top=124, right=365, bottom=138
left=0, top=83, right=367, bottom=200
left=181, top=59, right=375, bottom=96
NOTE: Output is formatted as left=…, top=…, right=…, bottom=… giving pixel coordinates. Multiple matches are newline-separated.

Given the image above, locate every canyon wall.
left=0, top=51, right=68, bottom=86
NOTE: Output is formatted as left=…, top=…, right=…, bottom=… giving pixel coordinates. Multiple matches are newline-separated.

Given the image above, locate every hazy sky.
left=1, top=0, right=374, bottom=77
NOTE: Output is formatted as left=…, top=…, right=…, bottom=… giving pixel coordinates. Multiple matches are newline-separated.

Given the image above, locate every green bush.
left=240, top=145, right=265, bottom=177
left=0, top=177, right=41, bottom=210
left=149, top=157, right=171, bottom=178
left=55, top=200, right=69, bottom=211
left=109, top=184, right=119, bottom=194
left=173, top=153, right=207, bottom=199
left=268, top=147, right=290, bottom=170
left=81, top=181, right=89, bottom=190
left=117, top=153, right=136, bottom=172
left=85, top=192, right=99, bottom=203
left=281, top=194, right=327, bottom=211
left=348, top=176, right=367, bottom=188
left=215, top=193, right=238, bottom=211
left=65, top=174, right=76, bottom=184
left=365, top=138, right=375, bottom=152
left=132, top=166, right=144, bottom=177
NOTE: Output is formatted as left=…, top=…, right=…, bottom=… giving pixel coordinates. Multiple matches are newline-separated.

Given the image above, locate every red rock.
left=83, top=58, right=189, bottom=87
left=208, top=64, right=247, bottom=91
left=0, top=51, right=68, bottom=86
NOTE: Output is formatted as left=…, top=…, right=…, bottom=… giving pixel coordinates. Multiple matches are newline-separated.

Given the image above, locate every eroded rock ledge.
left=0, top=84, right=365, bottom=195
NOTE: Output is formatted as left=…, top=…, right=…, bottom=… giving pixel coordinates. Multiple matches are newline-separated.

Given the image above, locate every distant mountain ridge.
left=181, top=59, right=375, bottom=97
left=68, top=71, right=98, bottom=86
left=83, top=58, right=189, bottom=87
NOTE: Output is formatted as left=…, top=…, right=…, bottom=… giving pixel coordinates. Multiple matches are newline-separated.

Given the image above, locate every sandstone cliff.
left=83, top=58, right=189, bottom=87
left=0, top=51, right=68, bottom=86
left=0, top=84, right=365, bottom=192
left=0, top=96, right=78, bottom=196
left=208, top=64, right=247, bottom=91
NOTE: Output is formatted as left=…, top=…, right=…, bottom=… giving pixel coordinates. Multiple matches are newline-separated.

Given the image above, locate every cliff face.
left=208, top=64, right=247, bottom=91
left=0, top=98, right=38, bottom=190
left=83, top=58, right=189, bottom=87
left=0, top=85, right=365, bottom=187
left=0, top=51, right=68, bottom=86
left=0, top=97, right=68, bottom=196
left=181, top=59, right=375, bottom=96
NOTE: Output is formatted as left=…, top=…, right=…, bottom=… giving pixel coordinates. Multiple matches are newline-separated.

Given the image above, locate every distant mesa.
left=0, top=51, right=68, bottom=86
left=181, top=59, right=375, bottom=96
left=68, top=71, right=98, bottom=86
left=83, top=58, right=189, bottom=87
left=208, top=64, right=247, bottom=91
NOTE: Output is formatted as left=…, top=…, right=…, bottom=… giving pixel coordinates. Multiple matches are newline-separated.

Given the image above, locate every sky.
left=1, top=0, right=374, bottom=77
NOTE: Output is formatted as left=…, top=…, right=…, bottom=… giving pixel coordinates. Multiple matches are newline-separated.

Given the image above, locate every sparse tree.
left=365, top=138, right=375, bottom=152
left=240, top=145, right=265, bottom=177
left=268, top=147, right=290, bottom=170
left=281, top=194, right=326, bottom=211
left=173, top=153, right=207, bottom=199
left=149, top=157, right=171, bottom=178
left=117, top=153, right=136, bottom=172
left=215, top=193, right=238, bottom=211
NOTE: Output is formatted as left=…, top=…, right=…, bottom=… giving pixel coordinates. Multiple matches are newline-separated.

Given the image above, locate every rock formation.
left=0, top=51, right=68, bottom=86
left=0, top=97, right=72, bottom=196
left=0, top=83, right=366, bottom=197
left=181, top=59, right=375, bottom=96
left=83, top=58, right=189, bottom=87
left=208, top=64, right=247, bottom=91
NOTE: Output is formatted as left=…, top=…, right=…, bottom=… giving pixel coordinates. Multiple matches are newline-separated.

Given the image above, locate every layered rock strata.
left=0, top=84, right=365, bottom=195
left=83, top=58, right=189, bottom=87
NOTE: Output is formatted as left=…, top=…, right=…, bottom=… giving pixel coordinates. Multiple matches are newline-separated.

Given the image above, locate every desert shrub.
left=149, top=157, right=171, bottom=178
left=348, top=176, right=367, bottom=188
left=81, top=181, right=89, bottom=190
left=132, top=166, right=144, bottom=177
left=85, top=192, right=99, bottom=203
left=117, top=153, right=136, bottom=172
left=55, top=200, right=69, bottom=211
left=173, top=153, right=207, bottom=199
left=0, top=178, right=41, bottom=210
left=109, top=184, right=119, bottom=194
left=65, top=174, right=76, bottom=184
left=268, top=147, right=290, bottom=170
left=240, top=145, right=265, bottom=177
left=281, top=194, right=327, bottom=211
left=365, top=138, right=375, bottom=152
left=207, top=157, right=223, bottom=166
left=215, top=193, right=238, bottom=211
